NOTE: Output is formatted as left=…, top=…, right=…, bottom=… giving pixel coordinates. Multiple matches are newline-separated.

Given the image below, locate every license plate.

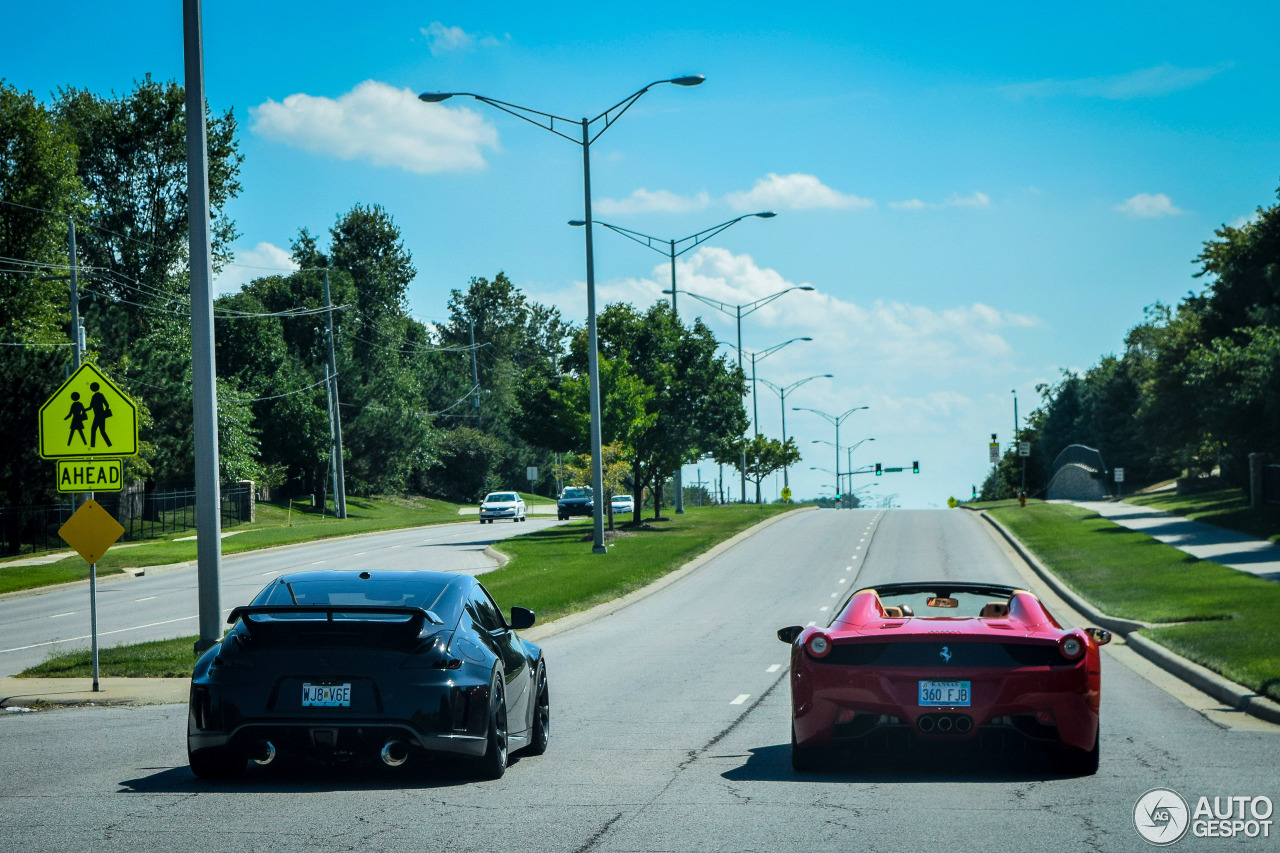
left=918, top=680, right=971, bottom=706
left=302, top=683, right=351, bottom=707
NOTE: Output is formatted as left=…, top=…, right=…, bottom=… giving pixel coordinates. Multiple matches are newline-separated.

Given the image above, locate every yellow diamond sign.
left=39, top=363, right=138, bottom=459
left=58, top=498, right=125, bottom=563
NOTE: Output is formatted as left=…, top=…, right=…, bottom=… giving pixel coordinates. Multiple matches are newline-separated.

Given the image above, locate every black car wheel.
left=790, top=724, right=823, bottom=773
left=1055, top=725, right=1100, bottom=776
left=188, top=744, right=246, bottom=779
left=523, top=664, right=550, bottom=756
left=476, top=674, right=508, bottom=779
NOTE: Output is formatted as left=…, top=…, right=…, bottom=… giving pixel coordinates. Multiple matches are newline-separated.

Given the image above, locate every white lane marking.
left=819, top=606, right=829, bottom=612
left=855, top=546, right=862, bottom=550
left=309, top=561, right=326, bottom=565
left=262, top=571, right=277, bottom=576
left=49, top=612, right=75, bottom=619
left=350, top=552, right=365, bottom=557
left=846, top=565, right=853, bottom=570
left=135, top=596, right=156, bottom=602
left=0, top=615, right=197, bottom=654
left=830, top=592, right=838, bottom=598
left=807, top=621, right=816, bottom=626
left=838, top=578, right=846, bottom=584
left=767, top=664, right=781, bottom=673
left=731, top=694, right=750, bottom=705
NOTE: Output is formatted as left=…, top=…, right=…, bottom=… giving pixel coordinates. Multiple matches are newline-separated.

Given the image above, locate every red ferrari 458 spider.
left=778, top=581, right=1110, bottom=774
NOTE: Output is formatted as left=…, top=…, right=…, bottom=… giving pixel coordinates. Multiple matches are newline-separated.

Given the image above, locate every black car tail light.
left=400, top=631, right=460, bottom=669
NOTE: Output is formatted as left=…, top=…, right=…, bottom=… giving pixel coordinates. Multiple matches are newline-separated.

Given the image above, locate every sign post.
left=40, top=364, right=136, bottom=693
left=57, top=499, right=125, bottom=692
left=1114, top=467, right=1125, bottom=498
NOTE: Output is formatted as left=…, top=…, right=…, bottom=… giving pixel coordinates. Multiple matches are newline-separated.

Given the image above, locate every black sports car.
left=187, top=570, right=549, bottom=779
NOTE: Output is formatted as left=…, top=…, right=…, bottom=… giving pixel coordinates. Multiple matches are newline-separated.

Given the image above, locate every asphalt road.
left=0, top=516, right=561, bottom=677
left=1, top=508, right=1276, bottom=852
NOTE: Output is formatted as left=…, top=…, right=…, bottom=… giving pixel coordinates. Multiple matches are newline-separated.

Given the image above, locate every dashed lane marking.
left=731, top=694, right=750, bottom=705
left=767, top=664, right=781, bottom=673
left=135, top=596, right=156, bottom=602
left=49, top=612, right=74, bottom=618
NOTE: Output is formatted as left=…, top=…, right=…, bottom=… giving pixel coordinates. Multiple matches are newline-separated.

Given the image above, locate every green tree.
left=742, top=435, right=801, bottom=500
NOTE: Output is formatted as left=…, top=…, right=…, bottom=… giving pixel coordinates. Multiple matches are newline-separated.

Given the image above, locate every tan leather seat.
left=882, top=606, right=904, bottom=618
left=980, top=601, right=1010, bottom=618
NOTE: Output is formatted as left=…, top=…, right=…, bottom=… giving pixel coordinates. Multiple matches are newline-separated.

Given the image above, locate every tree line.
left=983, top=184, right=1280, bottom=499
left=1, top=77, right=761, bottom=520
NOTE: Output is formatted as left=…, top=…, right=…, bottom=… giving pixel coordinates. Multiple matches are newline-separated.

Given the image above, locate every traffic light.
left=912, top=460, right=920, bottom=473
left=875, top=463, right=882, bottom=476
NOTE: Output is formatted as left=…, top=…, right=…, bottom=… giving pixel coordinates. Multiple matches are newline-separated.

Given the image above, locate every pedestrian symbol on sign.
left=39, top=363, right=137, bottom=459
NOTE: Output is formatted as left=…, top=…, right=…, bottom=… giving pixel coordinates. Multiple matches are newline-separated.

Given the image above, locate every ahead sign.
left=56, top=459, right=123, bottom=493
left=39, top=363, right=138, bottom=458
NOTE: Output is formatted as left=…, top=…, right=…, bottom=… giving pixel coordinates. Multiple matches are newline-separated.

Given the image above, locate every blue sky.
left=5, top=2, right=1279, bottom=507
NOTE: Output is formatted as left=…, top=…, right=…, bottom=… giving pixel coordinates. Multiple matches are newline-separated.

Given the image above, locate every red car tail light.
left=1034, top=708, right=1056, bottom=727
left=806, top=633, right=832, bottom=659
left=1058, top=634, right=1085, bottom=661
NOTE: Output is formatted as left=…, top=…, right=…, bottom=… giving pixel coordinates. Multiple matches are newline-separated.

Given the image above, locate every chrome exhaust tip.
left=917, top=715, right=936, bottom=733
left=381, top=740, right=409, bottom=767
left=936, top=716, right=954, bottom=732
left=252, top=740, right=276, bottom=766
left=956, top=715, right=974, bottom=733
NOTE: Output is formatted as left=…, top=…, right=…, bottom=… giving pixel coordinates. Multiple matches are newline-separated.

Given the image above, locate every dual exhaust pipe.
left=916, top=713, right=973, bottom=734
left=249, top=738, right=409, bottom=767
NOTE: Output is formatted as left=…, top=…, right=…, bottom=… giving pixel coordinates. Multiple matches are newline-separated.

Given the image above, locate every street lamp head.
left=799, top=337, right=813, bottom=342
left=798, top=286, right=816, bottom=291
left=417, top=92, right=454, bottom=103
left=669, top=75, right=706, bottom=87
left=568, top=220, right=587, bottom=227
left=661, top=289, right=674, bottom=295
left=753, top=211, right=777, bottom=218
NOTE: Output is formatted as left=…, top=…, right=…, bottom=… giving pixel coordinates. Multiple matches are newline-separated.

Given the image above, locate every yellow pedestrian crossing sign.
left=38, top=363, right=138, bottom=458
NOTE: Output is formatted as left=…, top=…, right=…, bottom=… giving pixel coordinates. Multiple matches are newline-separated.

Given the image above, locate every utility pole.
left=469, top=317, right=482, bottom=429
left=68, top=219, right=82, bottom=370
left=184, top=0, right=223, bottom=655
left=322, top=270, right=346, bottom=518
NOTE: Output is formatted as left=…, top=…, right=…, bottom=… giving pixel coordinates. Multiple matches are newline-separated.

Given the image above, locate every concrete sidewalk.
left=1073, top=500, right=1280, bottom=582
left=1, top=676, right=186, bottom=708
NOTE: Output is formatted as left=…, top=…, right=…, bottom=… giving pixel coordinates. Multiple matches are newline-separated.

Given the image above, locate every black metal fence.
left=1263, top=465, right=1280, bottom=506
left=0, top=483, right=253, bottom=557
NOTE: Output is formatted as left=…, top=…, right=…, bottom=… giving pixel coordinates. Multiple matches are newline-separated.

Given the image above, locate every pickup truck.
left=557, top=486, right=594, bottom=520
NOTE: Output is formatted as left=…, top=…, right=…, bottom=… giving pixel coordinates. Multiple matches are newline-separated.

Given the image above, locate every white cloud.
left=890, top=191, right=991, bottom=210
left=1115, top=193, right=1184, bottom=218
left=214, top=242, right=298, bottom=295
left=1001, top=63, right=1230, bottom=101
left=250, top=80, right=499, bottom=174
left=420, top=22, right=503, bottom=56
left=596, top=189, right=711, bottom=215
left=725, top=173, right=875, bottom=211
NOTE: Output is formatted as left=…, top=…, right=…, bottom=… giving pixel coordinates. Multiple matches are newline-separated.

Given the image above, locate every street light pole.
left=575, top=211, right=775, bottom=514
left=793, top=406, right=869, bottom=507
left=761, top=374, right=832, bottom=489
left=678, top=284, right=816, bottom=503
left=420, top=75, right=704, bottom=553
left=722, top=337, right=812, bottom=503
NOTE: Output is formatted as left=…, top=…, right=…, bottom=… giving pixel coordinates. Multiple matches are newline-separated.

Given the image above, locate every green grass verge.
left=1125, top=487, right=1280, bottom=544
left=989, top=501, right=1280, bottom=703
left=18, top=503, right=799, bottom=678
left=481, top=504, right=793, bottom=625
left=20, top=635, right=197, bottom=679
left=0, top=495, right=469, bottom=595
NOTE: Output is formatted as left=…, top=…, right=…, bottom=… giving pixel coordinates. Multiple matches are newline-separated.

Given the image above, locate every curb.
left=980, top=510, right=1280, bottom=726
left=482, top=545, right=510, bottom=569
left=522, top=506, right=817, bottom=643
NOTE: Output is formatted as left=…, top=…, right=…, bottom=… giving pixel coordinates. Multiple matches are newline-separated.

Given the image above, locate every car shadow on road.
left=119, top=755, right=531, bottom=793
left=721, top=743, right=1081, bottom=783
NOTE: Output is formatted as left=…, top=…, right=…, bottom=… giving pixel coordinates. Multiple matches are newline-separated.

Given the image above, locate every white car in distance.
left=479, top=491, right=527, bottom=524
left=611, top=494, right=635, bottom=515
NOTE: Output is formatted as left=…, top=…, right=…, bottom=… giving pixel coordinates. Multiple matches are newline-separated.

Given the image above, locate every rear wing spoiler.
left=226, top=604, right=443, bottom=628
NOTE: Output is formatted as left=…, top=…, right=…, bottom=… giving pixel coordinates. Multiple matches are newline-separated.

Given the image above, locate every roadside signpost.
left=781, top=486, right=792, bottom=503
left=989, top=434, right=1000, bottom=464
left=38, top=363, right=138, bottom=693
left=57, top=499, right=126, bottom=692
left=1114, top=467, right=1125, bottom=498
